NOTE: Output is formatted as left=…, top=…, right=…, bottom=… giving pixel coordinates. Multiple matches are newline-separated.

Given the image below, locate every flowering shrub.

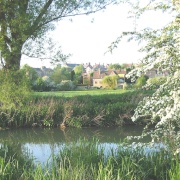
left=132, top=72, right=180, bottom=149
left=145, top=76, right=167, bottom=90
left=114, top=0, right=180, bottom=152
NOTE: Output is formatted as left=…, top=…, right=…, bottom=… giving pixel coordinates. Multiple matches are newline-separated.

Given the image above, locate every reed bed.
left=0, top=90, right=153, bottom=128
left=0, top=139, right=179, bottom=180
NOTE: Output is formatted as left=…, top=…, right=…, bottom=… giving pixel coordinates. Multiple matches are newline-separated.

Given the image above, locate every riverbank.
left=0, top=90, right=153, bottom=128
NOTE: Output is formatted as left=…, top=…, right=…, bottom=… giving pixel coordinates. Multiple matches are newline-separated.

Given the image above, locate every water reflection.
left=0, top=126, right=148, bottom=164
left=0, top=126, right=144, bottom=143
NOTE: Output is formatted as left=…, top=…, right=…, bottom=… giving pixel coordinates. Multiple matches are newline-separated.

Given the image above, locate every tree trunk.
left=4, top=46, right=22, bottom=71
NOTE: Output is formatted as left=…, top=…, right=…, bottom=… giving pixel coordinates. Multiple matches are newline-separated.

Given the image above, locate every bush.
left=146, top=76, right=167, bottom=89
left=123, top=82, right=134, bottom=90
left=102, top=75, right=118, bottom=89
left=0, top=70, right=31, bottom=109
left=56, top=80, right=76, bottom=91
left=32, top=79, right=76, bottom=91
left=134, top=75, right=148, bottom=89
left=32, top=77, right=57, bottom=91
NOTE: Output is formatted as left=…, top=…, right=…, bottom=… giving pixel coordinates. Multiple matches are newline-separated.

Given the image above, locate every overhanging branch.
left=30, top=0, right=53, bottom=33
left=35, top=1, right=112, bottom=33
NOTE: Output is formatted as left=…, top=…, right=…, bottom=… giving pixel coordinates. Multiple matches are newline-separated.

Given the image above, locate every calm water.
left=0, top=126, right=147, bottom=164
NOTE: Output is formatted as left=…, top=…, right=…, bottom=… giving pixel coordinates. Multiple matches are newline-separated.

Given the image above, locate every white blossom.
left=124, top=0, right=180, bottom=152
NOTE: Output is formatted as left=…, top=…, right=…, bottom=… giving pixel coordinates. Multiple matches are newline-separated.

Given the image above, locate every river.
left=0, top=126, right=149, bottom=165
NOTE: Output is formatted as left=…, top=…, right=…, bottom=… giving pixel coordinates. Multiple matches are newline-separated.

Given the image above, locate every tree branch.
left=35, top=1, right=112, bottom=33
left=30, top=0, right=53, bottom=32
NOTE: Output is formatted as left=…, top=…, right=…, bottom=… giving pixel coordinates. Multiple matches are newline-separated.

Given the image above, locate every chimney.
left=98, top=68, right=101, bottom=74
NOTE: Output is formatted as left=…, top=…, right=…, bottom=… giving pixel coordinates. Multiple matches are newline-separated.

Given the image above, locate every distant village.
left=33, top=63, right=131, bottom=88
left=32, top=62, right=169, bottom=89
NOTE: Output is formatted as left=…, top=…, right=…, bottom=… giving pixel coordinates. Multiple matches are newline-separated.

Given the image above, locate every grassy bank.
left=0, top=139, right=179, bottom=179
left=0, top=90, right=153, bottom=128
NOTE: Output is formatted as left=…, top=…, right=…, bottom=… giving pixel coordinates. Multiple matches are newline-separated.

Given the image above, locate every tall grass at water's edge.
left=0, top=139, right=179, bottom=180
left=0, top=90, right=153, bottom=128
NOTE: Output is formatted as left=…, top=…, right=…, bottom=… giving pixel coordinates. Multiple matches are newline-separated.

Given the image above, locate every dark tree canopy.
left=0, top=0, right=117, bottom=70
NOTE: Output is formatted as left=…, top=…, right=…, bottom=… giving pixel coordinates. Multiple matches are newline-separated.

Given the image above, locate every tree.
left=71, top=70, right=75, bottom=81
left=50, top=66, right=71, bottom=84
left=111, top=0, right=180, bottom=152
left=0, top=0, right=117, bottom=71
left=33, top=77, right=46, bottom=91
left=108, top=63, right=121, bottom=70
left=20, top=64, right=38, bottom=85
left=146, top=76, right=167, bottom=89
left=134, top=75, right=148, bottom=89
left=73, top=64, right=83, bottom=84
left=102, top=75, right=118, bottom=89
left=74, top=64, right=83, bottom=75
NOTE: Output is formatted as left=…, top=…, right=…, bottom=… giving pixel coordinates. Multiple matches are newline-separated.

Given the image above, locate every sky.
left=21, top=2, right=173, bottom=68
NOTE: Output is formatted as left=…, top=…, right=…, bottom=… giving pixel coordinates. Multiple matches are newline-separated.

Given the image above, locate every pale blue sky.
left=21, top=3, right=173, bottom=68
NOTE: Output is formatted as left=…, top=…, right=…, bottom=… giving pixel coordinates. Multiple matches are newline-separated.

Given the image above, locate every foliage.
left=83, top=75, right=91, bottom=85
left=73, top=64, right=84, bottom=84
left=0, top=0, right=117, bottom=70
left=108, top=63, right=121, bottom=70
left=71, top=70, right=75, bottom=81
left=73, top=74, right=83, bottom=85
left=0, top=90, right=152, bottom=128
left=113, top=0, right=180, bottom=152
left=56, top=80, right=76, bottom=91
left=20, top=64, right=38, bottom=86
left=102, top=75, right=118, bottom=89
left=74, top=64, right=83, bottom=75
left=50, top=66, right=71, bottom=84
left=33, top=79, right=75, bottom=92
left=146, top=76, right=167, bottom=89
left=126, top=67, right=133, bottom=73
left=123, top=82, right=134, bottom=90
left=134, top=75, right=148, bottom=89
left=0, top=139, right=179, bottom=179
left=55, top=139, right=180, bottom=180
left=0, top=70, right=31, bottom=109
left=0, top=142, right=34, bottom=180
left=33, top=77, right=47, bottom=91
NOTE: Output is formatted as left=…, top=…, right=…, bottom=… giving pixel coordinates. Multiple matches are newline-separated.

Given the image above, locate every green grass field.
left=32, top=89, right=129, bottom=97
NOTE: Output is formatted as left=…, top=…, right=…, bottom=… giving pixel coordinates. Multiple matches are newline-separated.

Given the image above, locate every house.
left=92, top=70, right=106, bottom=87
left=111, top=69, right=126, bottom=88
left=83, top=62, right=91, bottom=68
left=92, top=69, right=126, bottom=88
left=34, top=66, right=52, bottom=77
left=63, top=63, right=81, bottom=69
left=145, top=68, right=169, bottom=78
left=85, top=64, right=93, bottom=74
left=92, top=63, right=107, bottom=72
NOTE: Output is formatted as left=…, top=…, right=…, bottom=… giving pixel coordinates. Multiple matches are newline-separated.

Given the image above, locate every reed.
left=0, top=90, right=153, bottom=128
left=0, top=139, right=179, bottom=179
